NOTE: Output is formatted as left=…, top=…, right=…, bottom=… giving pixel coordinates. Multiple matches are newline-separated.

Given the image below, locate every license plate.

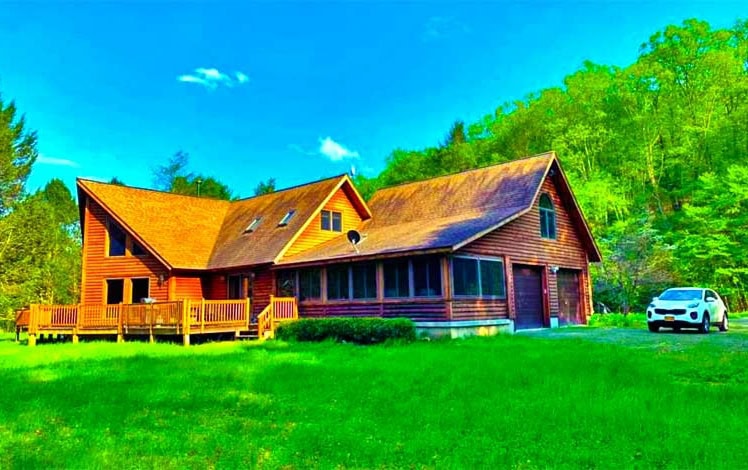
left=665, top=315, right=675, bottom=322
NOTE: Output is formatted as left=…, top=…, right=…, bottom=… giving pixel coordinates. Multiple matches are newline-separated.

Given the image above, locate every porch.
left=15, top=297, right=297, bottom=346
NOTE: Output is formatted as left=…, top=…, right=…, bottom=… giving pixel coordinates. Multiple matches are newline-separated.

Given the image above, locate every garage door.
left=557, top=269, right=581, bottom=325
left=513, top=265, right=544, bottom=329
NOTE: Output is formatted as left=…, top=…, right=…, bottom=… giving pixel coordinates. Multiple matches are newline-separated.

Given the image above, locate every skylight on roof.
left=244, top=217, right=262, bottom=233
left=278, top=210, right=296, bottom=227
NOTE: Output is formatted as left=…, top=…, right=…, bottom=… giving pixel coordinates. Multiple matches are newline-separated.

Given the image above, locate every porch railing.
left=257, top=296, right=298, bottom=340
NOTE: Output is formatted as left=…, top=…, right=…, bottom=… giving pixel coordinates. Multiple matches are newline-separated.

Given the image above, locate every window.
left=384, top=260, right=410, bottom=298
left=332, top=212, right=342, bottom=232
left=278, top=210, right=295, bottom=227
left=480, top=260, right=506, bottom=298
left=244, top=217, right=262, bottom=233
left=453, top=256, right=506, bottom=298
left=131, top=278, right=150, bottom=303
left=352, top=263, right=377, bottom=299
left=413, top=257, right=442, bottom=297
left=108, top=220, right=126, bottom=256
left=106, top=279, right=124, bottom=304
left=452, top=258, right=479, bottom=296
left=321, top=210, right=342, bottom=232
left=327, top=265, right=349, bottom=300
left=131, top=241, right=146, bottom=256
left=228, top=275, right=244, bottom=299
left=299, top=269, right=321, bottom=301
left=539, top=194, right=557, bottom=239
left=276, top=271, right=296, bottom=297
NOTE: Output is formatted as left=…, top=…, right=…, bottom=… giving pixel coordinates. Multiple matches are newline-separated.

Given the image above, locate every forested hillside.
left=357, top=19, right=748, bottom=312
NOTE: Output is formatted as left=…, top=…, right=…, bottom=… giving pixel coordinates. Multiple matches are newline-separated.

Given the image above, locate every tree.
left=109, top=177, right=125, bottom=186
left=0, top=94, right=37, bottom=213
left=152, top=151, right=234, bottom=200
left=253, top=178, right=276, bottom=196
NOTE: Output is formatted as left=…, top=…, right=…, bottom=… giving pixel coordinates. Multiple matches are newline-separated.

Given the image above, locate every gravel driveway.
left=519, top=317, right=748, bottom=351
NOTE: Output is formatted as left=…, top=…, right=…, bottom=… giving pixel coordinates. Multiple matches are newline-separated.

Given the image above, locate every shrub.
left=588, top=313, right=646, bottom=328
left=275, top=317, right=416, bottom=344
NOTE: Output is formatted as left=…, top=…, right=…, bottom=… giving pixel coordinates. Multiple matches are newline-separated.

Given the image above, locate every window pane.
left=108, top=221, right=126, bottom=256
left=480, top=260, right=505, bottom=297
left=106, top=279, right=124, bottom=304
left=321, top=211, right=331, bottom=230
left=131, top=241, right=146, bottom=256
left=299, top=268, right=321, bottom=301
left=131, top=278, right=150, bottom=303
left=413, top=257, right=442, bottom=297
left=276, top=271, right=296, bottom=297
left=453, top=258, right=479, bottom=296
left=352, top=263, right=377, bottom=299
left=332, top=212, right=342, bottom=232
left=384, top=260, right=410, bottom=298
left=327, top=266, right=349, bottom=300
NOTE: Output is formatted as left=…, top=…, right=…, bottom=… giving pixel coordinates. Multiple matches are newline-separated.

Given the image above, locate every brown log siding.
left=82, top=199, right=169, bottom=304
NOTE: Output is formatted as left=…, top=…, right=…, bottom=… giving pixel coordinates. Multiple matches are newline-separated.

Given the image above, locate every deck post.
left=246, top=297, right=251, bottom=329
left=182, top=300, right=190, bottom=347
left=117, top=303, right=124, bottom=343
left=200, top=298, right=205, bottom=333
left=28, top=305, right=38, bottom=347
left=28, top=333, right=37, bottom=347
left=72, top=334, right=79, bottom=344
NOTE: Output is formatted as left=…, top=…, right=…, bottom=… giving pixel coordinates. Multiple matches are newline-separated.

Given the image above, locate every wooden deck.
left=16, top=297, right=297, bottom=346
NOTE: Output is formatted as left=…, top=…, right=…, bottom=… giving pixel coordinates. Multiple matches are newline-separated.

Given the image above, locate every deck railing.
left=257, top=296, right=298, bottom=340
left=20, top=296, right=294, bottom=346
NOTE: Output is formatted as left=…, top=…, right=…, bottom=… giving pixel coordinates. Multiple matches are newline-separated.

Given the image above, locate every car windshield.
left=659, top=289, right=702, bottom=301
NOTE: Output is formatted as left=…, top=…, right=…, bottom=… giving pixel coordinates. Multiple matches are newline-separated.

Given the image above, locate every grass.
left=2, top=329, right=748, bottom=469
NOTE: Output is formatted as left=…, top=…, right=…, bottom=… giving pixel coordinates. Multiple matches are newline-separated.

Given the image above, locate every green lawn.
left=2, top=328, right=748, bottom=469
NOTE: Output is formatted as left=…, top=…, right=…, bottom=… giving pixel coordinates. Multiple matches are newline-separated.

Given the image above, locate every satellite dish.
left=347, top=230, right=361, bottom=253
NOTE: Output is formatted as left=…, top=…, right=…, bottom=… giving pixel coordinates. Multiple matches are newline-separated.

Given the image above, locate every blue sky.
left=0, top=1, right=745, bottom=198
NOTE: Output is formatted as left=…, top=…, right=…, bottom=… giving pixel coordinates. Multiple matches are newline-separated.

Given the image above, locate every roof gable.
left=78, top=174, right=373, bottom=271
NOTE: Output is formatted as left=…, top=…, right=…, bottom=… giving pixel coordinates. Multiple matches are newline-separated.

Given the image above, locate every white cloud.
left=318, top=137, right=359, bottom=161
left=423, top=16, right=470, bottom=42
left=37, top=155, right=79, bottom=167
left=177, top=67, right=249, bottom=90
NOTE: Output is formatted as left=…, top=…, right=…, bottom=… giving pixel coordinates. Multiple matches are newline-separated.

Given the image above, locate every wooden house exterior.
left=72, top=151, right=600, bottom=338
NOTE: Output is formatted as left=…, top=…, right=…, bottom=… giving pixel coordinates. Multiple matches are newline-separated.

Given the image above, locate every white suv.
left=646, top=288, right=728, bottom=334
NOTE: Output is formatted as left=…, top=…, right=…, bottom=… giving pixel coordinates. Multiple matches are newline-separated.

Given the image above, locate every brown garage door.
left=557, top=269, right=581, bottom=325
left=513, top=265, right=544, bottom=329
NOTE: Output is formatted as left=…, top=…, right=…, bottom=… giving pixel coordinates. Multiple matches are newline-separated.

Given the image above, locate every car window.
left=706, top=290, right=718, bottom=300
left=659, top=289, right=702, bottom=301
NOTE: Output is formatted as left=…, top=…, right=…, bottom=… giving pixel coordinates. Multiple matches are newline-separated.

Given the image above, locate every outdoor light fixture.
left=550, top=266, right=560, bottom=274
left=158, top=273, right=167, bottom=286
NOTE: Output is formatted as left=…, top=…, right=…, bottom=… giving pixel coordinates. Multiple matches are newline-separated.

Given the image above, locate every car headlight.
left=687, top=302, right=699, bottom=308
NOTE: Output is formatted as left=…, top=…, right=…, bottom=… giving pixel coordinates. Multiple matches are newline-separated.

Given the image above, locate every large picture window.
left=276, top=271, right=296, bottom=298
left=131, top=278, right=150, bottom=303
left=383, top=260, right=410, bottom=298
left=106, top=279, right=124, bottom=304
left=327, top=265, right=349, bottom=300
left=413, top=257, right=442, bottom=297
left=352, top=263, right=377, bottom=299
left=453, top=256, right=506, bottom=298
left=299, top=268, right=321, bottom=301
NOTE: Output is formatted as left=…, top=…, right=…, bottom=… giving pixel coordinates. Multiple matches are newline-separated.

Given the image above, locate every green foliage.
left=253, top=178, right=276, bottom=196
left=275, top=317, right=416, bottom=344
left=0, top=94, right=37, bottom=214
left=588, top=313, right=647, bottom=328
left=3, top=332, right=748, bottom=467
left=153, top=151, right=234, bottom=200
left=363, top=18, right=748, bottom=311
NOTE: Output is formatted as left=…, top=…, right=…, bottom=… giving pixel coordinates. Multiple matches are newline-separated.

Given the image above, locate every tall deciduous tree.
left=253, top=178, right=276, bottom=196
left=152, top=151, right=234, bottom=200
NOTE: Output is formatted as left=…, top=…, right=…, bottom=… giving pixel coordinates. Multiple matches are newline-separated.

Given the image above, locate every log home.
left=68, top=151, right=599, bottom=339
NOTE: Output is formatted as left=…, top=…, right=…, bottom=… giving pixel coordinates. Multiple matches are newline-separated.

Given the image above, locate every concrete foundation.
left=415, top=319, right=514, bottom=339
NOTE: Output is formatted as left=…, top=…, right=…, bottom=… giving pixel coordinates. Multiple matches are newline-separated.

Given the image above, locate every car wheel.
left=719, top=312, right=729, bottom=332
left=699, top=313, right=710, bottom=334
left=648, top=323, right=659, bottom=333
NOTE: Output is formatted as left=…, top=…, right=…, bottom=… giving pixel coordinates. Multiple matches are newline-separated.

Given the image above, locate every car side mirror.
left=652, top=297, right=659, bottom=302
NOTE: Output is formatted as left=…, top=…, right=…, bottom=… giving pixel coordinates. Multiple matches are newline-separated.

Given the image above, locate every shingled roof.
left=78, top=151, right=600, bottom=271
left=77, top=174, right=368, bottom=270
left=278, top=152, right=601, bottom=265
